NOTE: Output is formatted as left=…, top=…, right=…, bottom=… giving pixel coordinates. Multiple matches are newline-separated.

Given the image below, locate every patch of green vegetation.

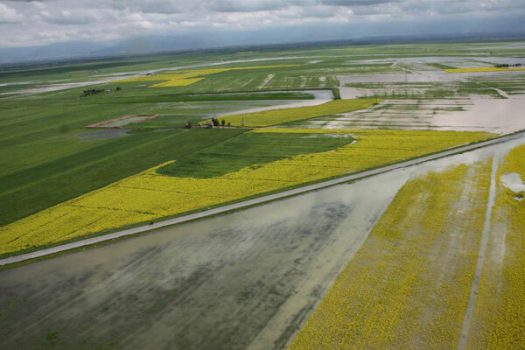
left=428, top=63, right=456, bottom=69
left=158, top=132, right=354, bottom=178
left=92, top=91, right=315, bottom=104
left=222, top=99, right=378, bottom=127
left=332, top=87, right=341, bottom=99
left=0, top=128, right=243, bottom=226
left=2, top=39, right=524, bottom=230
left=170, top=91, right=315, bottom=101
left=458, top=81, right=502, bottom=98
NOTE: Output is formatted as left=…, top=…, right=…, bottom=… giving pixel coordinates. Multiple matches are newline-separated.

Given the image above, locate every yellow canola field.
left=119, top=65, right=298, bottom=88
left=468, top=144, right=525, bottom=349
left=254, top=128, right=364, bottom=134
left=0, top=129, right=493, bottom=256
left=288, top=160, right=492, bottom=349
left=445, top=67, right=525, bottom=73
left=223, top=99, right=379, bottom=127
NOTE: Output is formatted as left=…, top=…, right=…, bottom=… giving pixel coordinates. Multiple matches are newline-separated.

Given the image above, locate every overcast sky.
left=1, top=0, right=524, bottom=48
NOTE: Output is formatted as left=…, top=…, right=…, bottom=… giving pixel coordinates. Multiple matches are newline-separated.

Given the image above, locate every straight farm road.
left=1, top=130, right=524, bottom=267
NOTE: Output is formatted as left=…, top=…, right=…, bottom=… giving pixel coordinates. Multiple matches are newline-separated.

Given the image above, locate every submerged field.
left=0, top=171, right=409, bottom=350
left=288, top=160, right=492, bottom=349
left=222, top=99, right=378, bottom=127
left=288, top=141, right=525, bottom=349
left=1, top=40, right=525, bottom=349
left=467, top=144, right=525, bottom=348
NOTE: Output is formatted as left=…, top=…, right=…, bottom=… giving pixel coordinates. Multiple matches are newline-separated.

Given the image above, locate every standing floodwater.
left=0, top=172, right=406, bottom=350
left=1, top=136, right=523, bottom=350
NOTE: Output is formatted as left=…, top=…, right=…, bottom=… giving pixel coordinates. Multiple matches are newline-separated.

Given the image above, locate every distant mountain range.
left=1, top=31, right=524, bottom=67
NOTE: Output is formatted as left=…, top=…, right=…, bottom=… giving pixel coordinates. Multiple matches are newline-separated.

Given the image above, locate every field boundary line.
left=457, top=155, right=498, bottom=349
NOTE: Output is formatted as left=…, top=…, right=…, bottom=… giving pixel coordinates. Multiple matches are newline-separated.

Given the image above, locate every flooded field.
left=1, top=135, right=524, bottom=350
left=291, top=95, right=525, bottom=133
left=2, top=40, right=525, bottom=350
left=0, top=171, right=407, bottom=350
left=217, top=90, right=333, bottom=116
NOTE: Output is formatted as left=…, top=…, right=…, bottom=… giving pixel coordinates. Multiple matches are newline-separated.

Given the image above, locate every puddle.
left=78, top=128, right=129, bottom=141
left=500, top=172, right=525, bottom=193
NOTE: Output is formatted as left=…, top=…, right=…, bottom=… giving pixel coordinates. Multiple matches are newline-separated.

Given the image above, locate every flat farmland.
left=467, top=144, right=525, bottom=348
left=1, top=39, right=525, bottom=350
left=288, top=160, right=492, bottom=349
left=287, top=139, right=525, bottom=349
left=0, top=172, right=408, bottom=350
left=0, top=128, right=491, bottom=256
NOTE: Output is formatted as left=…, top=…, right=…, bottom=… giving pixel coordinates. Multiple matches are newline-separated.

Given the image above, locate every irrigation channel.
left=0, top=132, right=524, bottom=349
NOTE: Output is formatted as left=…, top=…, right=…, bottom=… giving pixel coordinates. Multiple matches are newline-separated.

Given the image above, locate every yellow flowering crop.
left=445, top=67, right=525, bottom=73
left=0, top=129, right=493, bottom=256
left=223, top=99, right=379, bottom=127
left=288, top=160, right=492, bottom=349
left=118, top=65, right=299, bottom=88
left=252, top=128, right=357, bottom=134
left=467, top=144, right=525, bottom=348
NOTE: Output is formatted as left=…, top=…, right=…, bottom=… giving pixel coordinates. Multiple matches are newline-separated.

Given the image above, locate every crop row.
left=467, top=144, right=525, bottom=348
left=0, top=129, right=493, bottom=256
left=288, top=160, right=492, bottom=349
left=223, top=99, right=379, bottom=127
left=117, top=65, right=298, bottom=88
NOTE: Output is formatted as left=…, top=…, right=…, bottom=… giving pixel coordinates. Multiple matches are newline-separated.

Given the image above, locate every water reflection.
left=0, top=135, right=524, bottom=350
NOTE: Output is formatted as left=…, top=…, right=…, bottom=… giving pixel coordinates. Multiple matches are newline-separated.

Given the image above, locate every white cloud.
left=0, top=2, right=22, bottom=23
left=0, top=0, right=523, bottom=47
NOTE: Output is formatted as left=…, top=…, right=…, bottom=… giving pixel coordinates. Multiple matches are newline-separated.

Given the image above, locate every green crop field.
left=1, top=37, right=525, bottom=350
left=158, top=132, right=355, bottom=178
left=222, top=99, right=379, bottom=127
left=1, top=40, right=524, bottom=256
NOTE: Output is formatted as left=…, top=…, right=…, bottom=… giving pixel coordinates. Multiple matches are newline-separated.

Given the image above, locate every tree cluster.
left=495, top=63, right=522, bottom=68
left=80, top=86, right=122, bottom=97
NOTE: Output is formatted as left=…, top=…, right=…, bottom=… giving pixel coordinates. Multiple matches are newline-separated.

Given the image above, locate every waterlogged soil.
left=218, top=89, right=333, bottom=117
left=0, top=172, right=407, bottom=350
left=1, top=136, right=525, bottom=350
left=432, top=95, right=525, bottom=133
left=293, top=95, right=525, bottom=134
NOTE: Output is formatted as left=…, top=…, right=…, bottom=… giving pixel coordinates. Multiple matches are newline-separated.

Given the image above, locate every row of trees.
left=80, top=86, right=121, bottom=97
left=495, top=63, right=522, bottom=68
left=184, top=117, right=231, bottom=129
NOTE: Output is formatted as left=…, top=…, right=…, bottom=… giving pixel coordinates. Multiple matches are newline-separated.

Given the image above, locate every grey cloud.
left=0, top=0, right=523, bottom=48
left=320, top=0, right=392, bottom=6
left=0, top=2, right=23, bottom=23
left=208, top=0, right=287, bottom=12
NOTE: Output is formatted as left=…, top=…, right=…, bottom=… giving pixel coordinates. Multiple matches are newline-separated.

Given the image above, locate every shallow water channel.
left=1, top=136, right=524, bottom=350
